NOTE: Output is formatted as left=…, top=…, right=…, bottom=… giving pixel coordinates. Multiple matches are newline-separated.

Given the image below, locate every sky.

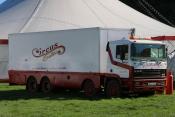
left=0, top=0, right=6, bottom=4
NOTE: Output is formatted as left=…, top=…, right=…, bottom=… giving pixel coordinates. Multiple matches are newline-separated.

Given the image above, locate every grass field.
left=0, top=84, right=175, bottom=117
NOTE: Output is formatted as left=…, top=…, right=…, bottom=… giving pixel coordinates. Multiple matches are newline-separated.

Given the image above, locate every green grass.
left=0, top=84, right=175, bottom=117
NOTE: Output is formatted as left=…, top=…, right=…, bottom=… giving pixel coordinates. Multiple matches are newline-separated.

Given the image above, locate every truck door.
left=107, top=41, right=130, bottom=78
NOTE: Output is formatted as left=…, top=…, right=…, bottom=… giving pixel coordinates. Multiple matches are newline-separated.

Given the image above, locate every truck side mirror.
left=106, top=42, right=109, bottom=51
left=166, top=48, right=168, bottom=57
left=166, top=48, right=168, bottom=52
left=120, top=52, right=125, bottom=61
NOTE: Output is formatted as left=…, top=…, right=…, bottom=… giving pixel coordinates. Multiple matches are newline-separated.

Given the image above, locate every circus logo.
left=32, top=43, right=65, bottom=61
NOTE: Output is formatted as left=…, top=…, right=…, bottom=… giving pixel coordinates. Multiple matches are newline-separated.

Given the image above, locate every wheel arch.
left=81, top=79, right=94, bottom=90
left=102, top=74, right=121, bottom=88
left=40, top=76, right=50, bottom=84
left=26, top=75, right=37, bottom=84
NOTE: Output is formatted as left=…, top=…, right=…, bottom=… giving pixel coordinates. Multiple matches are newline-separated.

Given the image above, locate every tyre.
left=105, top=80, right=121, bottom=98
left=82, top=80, right=96, bottom=97
left=26, top=77, right=38, bottom=93
left=41, top=78, right=52, bottom=93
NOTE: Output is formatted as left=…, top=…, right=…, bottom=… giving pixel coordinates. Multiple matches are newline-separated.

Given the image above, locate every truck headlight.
left=157, top=82, right=164, bottom=86
left=161, top=73, right=165, bottom=76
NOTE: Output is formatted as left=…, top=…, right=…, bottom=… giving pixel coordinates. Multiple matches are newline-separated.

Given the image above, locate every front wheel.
left=105, top=80, right=121, bottom=98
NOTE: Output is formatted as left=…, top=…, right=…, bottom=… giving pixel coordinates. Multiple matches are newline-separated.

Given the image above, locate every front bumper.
left=133, top=78, right=166, bottom=92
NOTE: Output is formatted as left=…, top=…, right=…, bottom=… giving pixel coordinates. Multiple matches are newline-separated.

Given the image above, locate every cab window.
left=116, top=45, right=128, bottom=60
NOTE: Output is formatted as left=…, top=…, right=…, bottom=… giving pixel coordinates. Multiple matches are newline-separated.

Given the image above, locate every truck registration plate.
left=148, top=82, right=156, bottom=86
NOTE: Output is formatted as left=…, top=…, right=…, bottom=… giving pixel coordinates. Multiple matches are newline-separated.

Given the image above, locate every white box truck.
left=8, top=27, right=167, bottom=97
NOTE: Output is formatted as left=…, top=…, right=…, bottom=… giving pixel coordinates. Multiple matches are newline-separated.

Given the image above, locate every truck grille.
left=134, top=69, right=166, bottom=78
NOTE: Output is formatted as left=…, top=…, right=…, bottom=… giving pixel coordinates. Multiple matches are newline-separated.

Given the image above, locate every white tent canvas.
left=0, top=0, right=174, bottom=39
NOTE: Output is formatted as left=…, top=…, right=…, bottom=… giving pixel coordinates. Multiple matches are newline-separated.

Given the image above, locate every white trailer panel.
left=9, top=27, right=131, bottom=74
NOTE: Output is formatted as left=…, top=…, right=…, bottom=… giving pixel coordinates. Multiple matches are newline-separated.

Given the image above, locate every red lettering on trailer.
left=32, top=43, right=65, bottom=61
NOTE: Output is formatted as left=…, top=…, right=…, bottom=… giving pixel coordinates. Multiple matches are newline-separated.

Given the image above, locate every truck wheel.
left=82, top=80, right=96, bottom=97
left=41, top=78, right=52, bottom=93
left=26, top=77, right=38, bottom=93
left=105, top=80, right=121, bottom=98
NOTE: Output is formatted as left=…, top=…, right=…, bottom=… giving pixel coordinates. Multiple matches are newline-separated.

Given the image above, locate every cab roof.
left=129, top=39, right=165, bottom=45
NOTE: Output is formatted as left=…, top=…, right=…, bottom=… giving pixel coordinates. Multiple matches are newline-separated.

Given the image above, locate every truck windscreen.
left=131, top=43, right=166, bottom=60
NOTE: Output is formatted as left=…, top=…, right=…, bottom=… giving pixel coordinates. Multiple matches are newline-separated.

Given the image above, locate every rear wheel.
left=41, top=78, right=52, bottom=93
left=105, top=80, right=121, bottom=98
left=26, top=77, right=38, bottom=93
left=82, top=80, right=96, bottom=97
